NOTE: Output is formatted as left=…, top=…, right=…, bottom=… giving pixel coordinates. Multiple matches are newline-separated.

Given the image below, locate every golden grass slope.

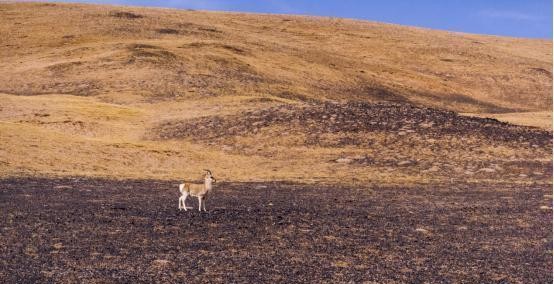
left=0, top=93, right=410, bottom=184
left=461, top=111, right=553, bottom=131
left=0, top=2, right=551, bottom=112
left=0, top=2, right=551, bottom=184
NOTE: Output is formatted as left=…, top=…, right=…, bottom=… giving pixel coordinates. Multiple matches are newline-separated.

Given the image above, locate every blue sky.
left=57, top=0, right=552, bottom=38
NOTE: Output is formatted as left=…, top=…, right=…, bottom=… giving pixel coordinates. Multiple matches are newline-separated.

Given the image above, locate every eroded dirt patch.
left=0, top=178, right=551, bottom=283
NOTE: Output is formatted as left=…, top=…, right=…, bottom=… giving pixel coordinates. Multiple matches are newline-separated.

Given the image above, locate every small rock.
left=152, top=259, right=171, bottom=268
left=415, top=228, right=429, bottom=233
left=397, top=160, right=416, bottom=166
left=539, top=206, right=551, bottom=210
left=519, top=174, right=528, bottom=178
left=420, top=122, right=434, bottom=128
left=453, top=167, right=464, bottom=173
left=478, top=168, right=496, bottom=173
left=54, top=185, right=72, bottom=190
left=332, top=260, right=350, bottom=268
left=336, top=158, right=353, bottom=164
left=349, top=155, right=366, bottom=160
left=426, top=166, right=440, bottom=172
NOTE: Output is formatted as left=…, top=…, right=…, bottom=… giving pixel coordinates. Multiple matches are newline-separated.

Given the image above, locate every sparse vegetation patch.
left=180, top=42, right=248, bottom=54
left=109, top=11, right=143, bottom=19
left=157, top=28, right=179, bottom=34
left=126, top=44, right=177, bottom=63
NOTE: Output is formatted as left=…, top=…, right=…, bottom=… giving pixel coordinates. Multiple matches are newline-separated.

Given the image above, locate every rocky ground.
left=154, top=102, right=552, bottom=184
left=1, top=177, right=552, bottom=283
left=155, top=102, right=551, bottom=146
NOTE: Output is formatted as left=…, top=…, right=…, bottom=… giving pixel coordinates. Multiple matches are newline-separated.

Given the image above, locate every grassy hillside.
left=0, top=2, right=551, bottom=184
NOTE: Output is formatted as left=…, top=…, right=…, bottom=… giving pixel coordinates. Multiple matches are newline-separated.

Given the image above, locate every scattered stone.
left=519, top=174, right=528, bottom=178
left=151, top=259, right=171, bottom=268
left=415, top=228, right=429, bottom=233
left=426, top=166, right=440, bottom=172
left=336, top=158, right=353, bottom=164
left=450, top=167, right=462, bottom=173
left=153, top=102, right=552, bottom=149
left=493, top=165, right=504, bottom=172
left=539, top=206, right=551, bottom=210
left=420, top=122, right=434, bottom=128
left=332, top=260, right=350, bottom=268
left=478, top=168, right=496, bottom=173
left=54, top=185, right=73, bottom=190
left=349, top=155, right=366, bottom=160
left=397, top=160, right=416, bottom=167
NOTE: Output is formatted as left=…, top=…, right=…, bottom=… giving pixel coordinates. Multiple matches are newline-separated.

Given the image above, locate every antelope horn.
left=204, top=169, right=212, bottom=175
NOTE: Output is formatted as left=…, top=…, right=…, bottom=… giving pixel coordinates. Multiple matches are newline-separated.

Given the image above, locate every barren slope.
left=0, top=2, right=552, bottom=183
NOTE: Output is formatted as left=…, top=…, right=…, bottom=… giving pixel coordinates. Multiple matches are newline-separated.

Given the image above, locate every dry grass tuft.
left=109, top=11, right=143, bottom=19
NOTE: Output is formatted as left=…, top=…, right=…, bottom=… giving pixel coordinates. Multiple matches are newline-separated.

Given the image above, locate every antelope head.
left=204, top=169, right=216, bottom=183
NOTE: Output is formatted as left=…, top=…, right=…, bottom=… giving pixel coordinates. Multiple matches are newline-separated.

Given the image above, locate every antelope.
left=178, top=170, right=216, bottom=212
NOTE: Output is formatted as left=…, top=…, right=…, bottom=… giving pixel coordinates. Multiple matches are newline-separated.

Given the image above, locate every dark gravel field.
left=155, top=102, right=552, bottom=147
left=0, top=178, right=552, bottom=283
